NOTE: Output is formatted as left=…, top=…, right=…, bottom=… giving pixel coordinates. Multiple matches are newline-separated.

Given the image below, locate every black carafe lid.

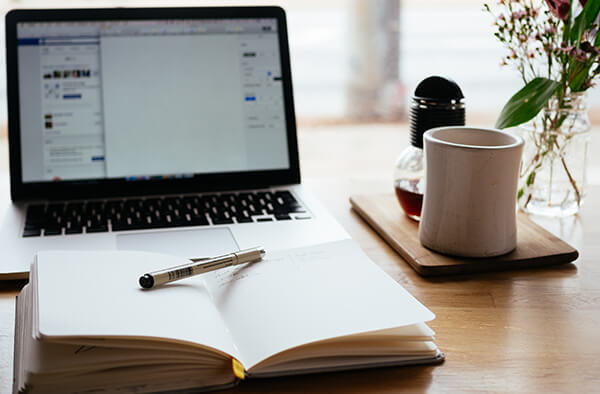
left=410, top=76, right=465, bottom=149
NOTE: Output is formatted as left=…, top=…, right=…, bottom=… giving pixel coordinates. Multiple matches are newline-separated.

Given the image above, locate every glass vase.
left=517, top=92, right=591, bottom=217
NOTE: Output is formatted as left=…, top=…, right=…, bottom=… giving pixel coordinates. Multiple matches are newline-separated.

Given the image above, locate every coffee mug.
left=419, top=126, right=524, bottom=258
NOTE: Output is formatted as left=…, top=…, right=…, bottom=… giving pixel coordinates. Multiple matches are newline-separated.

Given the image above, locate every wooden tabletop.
left=1, top=124, right=600, bottom=393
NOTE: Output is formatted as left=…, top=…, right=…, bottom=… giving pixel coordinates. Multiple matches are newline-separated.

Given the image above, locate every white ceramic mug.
left=419, top=126, right=524, bottom=258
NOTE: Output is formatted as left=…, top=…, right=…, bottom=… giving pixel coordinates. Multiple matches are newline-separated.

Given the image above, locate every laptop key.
left=65, top=226, right=83, bottom=234
left=43, top=217, right=61, bottom=229
left=26, top=204, right=46, bottom=223
left=142, top=215, right=164, bottom=229
left=274, top=190, right=297, bottom=202
left=285, top=203, right=306, bottom=213
left=256, top=217, right=274, bottom=222
left=211, top=215, right=234, bottom=225
left=264, top=203, right=277, bottom=214
left=23, top=228, right=41, bottom=237
left=189, top=214, right=209, bottom=226
left=212, top=218, right=234, bottom=225
left=111, top=221, right=128, bottom=232
left=43, top=227, right=62, bottom=236
left=24, top=223, right=42, bottom=232
left=275, top=213, right=291, bottom=221
left=122, top=219, right=152, bottom=231
left=110, top=215, right=136, bottom=231
left=87, top=223, right=109, bottom=233
left=248, top=204, right=261, bottom=215
left=164, top=215, right=188, bottom=228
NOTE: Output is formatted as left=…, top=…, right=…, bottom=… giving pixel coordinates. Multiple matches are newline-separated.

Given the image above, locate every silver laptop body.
left=0, top=7, right=349, bottom=279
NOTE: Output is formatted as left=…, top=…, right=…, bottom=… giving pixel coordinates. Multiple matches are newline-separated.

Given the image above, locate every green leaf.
left=570, top=0, right=600, bottom=43
left=495, top=77, right=560, bottom=129
left=570, top=62, right=592, bottom=91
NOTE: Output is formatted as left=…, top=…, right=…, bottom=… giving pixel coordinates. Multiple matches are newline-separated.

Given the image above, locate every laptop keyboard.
left=22, top=190, right=311, bottom=237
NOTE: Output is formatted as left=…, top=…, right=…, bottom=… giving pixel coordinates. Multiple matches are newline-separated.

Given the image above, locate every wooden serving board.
left=350, top=193, right=579, bottom=276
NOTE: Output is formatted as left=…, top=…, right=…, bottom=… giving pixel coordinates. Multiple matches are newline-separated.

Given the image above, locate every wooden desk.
left=1, top=124, right=599, bottom=393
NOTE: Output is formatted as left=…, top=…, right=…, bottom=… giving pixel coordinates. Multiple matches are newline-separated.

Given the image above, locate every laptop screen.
left=15, top=17, right=290, bottom=184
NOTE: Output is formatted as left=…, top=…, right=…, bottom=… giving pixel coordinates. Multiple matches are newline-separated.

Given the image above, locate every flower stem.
left=553, top=139, right=582, bottom=204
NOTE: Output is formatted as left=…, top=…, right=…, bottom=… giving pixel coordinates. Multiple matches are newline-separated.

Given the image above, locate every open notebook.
left=13, top=240, right=443, bottom=393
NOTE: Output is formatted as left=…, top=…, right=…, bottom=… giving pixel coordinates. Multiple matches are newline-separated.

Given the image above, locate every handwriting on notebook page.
left=210, top=248, right=334, bottom=289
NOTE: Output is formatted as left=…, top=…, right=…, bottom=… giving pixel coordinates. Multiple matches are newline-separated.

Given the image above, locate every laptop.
left=0, top=6, right=349, bottom=279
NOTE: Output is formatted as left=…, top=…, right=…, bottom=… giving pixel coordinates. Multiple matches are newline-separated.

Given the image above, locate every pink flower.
left=559, top=44, right=575, bottom=52
left=581, top=41, right=600, bottom=55
left=570, top=47, right=588, bottom=62
left=545, top=0, right=571, bottom=20
left=512, top=10, right=527, bottom=19
left=583, top=28, right=598, bottom=42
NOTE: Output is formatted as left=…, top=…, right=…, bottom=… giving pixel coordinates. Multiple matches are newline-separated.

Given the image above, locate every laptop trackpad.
left=116, top=228, right=239, bottom=259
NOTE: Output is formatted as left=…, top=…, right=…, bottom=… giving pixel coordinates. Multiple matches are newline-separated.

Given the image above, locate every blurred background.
left=0, top=0, right=599, bottom=136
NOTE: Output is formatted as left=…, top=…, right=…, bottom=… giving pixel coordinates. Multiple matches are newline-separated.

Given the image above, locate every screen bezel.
left=6, top=6, right=300, bottom=201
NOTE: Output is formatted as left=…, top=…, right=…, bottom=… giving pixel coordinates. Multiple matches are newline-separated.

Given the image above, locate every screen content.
left=16, top=18, right=290, bottom=183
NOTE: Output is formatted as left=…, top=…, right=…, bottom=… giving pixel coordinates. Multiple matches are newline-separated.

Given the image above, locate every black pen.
left=139, top=247, right=265, bottom=289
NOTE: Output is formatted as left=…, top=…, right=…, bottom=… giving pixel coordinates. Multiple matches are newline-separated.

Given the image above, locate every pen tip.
left=139, top=274, right=154, bottom=289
